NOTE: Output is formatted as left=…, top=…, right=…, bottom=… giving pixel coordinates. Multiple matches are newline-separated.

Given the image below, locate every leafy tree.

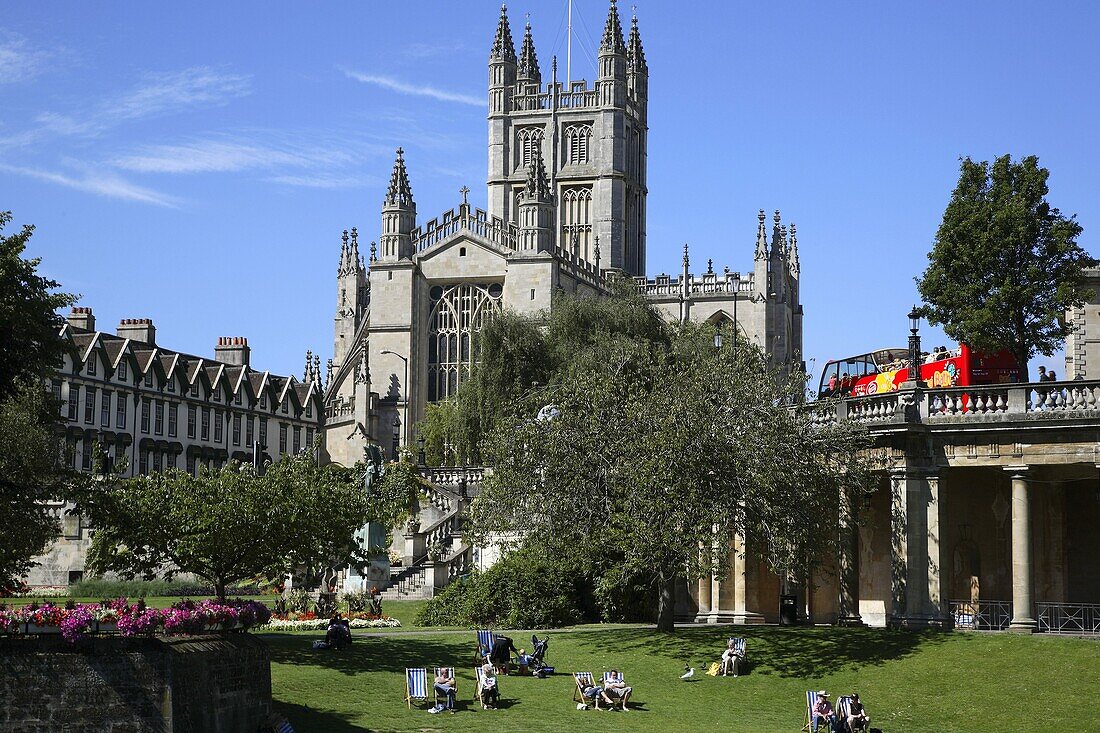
left=0, top=210, right=80, bottom=588
left=74, top=453, right=403, bottom=600
left=0, top=386, right=86, bottom=589
left=371, top=451, right=429, bottom=529
left=0, top=211, right=77, bottom=400
left=917, top=155, right=1096, bottom=378
left=466, top=292, right=875, bottom=631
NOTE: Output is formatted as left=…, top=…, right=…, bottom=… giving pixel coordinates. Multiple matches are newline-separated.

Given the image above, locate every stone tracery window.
left=563, top=123, right=591, bottom=165
left=561, top=186, right=593, bottom=262
left=517, top=127, right=544, bottom=169
left=427, top=282, right=504, bottom=401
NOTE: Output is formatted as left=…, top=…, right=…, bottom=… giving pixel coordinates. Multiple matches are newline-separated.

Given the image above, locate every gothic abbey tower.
left=486, top=1, right=648, bottom=275
left=322, top=1, right=802, bottom=466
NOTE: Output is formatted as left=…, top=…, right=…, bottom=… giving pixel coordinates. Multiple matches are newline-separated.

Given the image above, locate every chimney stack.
left=67, top=306, right=95, bottom=331
left=116, top=318, right=156, bottom=344
left=215, top=336, right=251, bottom=367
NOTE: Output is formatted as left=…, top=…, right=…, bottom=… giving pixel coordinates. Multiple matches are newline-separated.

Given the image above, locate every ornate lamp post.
left=391, top=416, right=401, bottom=460
left=380, top=349, right=409, bottom=448
left=908, top=305, right=923, bottom=388
left=713, top=328, right=723, bottom=351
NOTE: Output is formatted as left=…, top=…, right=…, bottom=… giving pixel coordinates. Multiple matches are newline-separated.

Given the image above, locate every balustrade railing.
left=1036, top=602, right=1100, bottom=634
left=949, top=599, right=1012, bottom=630
left=817, top=379, right=1100, bottom=425
left=412, top=206, right=517, bottom=253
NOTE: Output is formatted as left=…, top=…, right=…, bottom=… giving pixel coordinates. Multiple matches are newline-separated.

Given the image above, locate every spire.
left=349, top=227, right=361, bottom=270
left=789, top=222, right=800, bottom=274
left=771, top=209, right=783, bottom=255
left=627, top=13, right=647, bottom=72
left=523, top=145, right=551, bottom=201
left=600, top=0, right=626, bottom=54
left=490, top=4, right=517, bottom=62
left=339, top=229, right=350, bottom=273
left=518, top=21, right=541, bottom=82
left=369, top=240, right=377, bottom=263
left=313, top=354, right=321, bottom=386
left=754, top=209, right=768, bottom=260
left=304, top=349, right=313, bottom=382
left=594, top=235, right=601, bottom=272
left=325, top=358, right=333, bottom=390
left=384, top=148, right=413, bottom=207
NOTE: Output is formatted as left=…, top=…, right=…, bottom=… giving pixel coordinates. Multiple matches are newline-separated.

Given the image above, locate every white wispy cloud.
left=340, top=67, right=483, bottom=107
left=112, top=138, right=345, bottom=174
left=0, top=31, right=51, bottom=84
left=265, top=174, right=375, bottom=189
left=35, top=66, right=252, bottom=138
left=0, top=163, right=180, bottom=207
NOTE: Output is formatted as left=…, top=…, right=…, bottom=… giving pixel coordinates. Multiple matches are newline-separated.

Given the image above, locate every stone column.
left=1008, top=469, right=1036, bottom=632
left=730, top=533, right=764, bottom=624
left=837, top=488, right=864, bottom=626
left=706, top=572, right=722, bottom=624
left=695, top=575, right=712, bottom=622
left=890, top=470, right=947, bottom=628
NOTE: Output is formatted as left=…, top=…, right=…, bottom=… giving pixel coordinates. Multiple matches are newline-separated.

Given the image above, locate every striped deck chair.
left=474, top=629, right=496, bottom=664
left=433, top=667, right=456, bottom=707
left=572, top=671, right=595, bottom=704
left=802, top=691, right=833, bottom=732
left=726, top=636, right=747, bottom=675
left=836, top=696, right=867, bottom=733
left=601, top=671, right=627, bottom=710
left=404, top=668, right=428, bottom=709
left=474, top=665, right=502, bottom=707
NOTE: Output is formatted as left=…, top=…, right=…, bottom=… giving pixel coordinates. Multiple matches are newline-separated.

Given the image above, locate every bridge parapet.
left=819, top=379, right=1100, bottom=428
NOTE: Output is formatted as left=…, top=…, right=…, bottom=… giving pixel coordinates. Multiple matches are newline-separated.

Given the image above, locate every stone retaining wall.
left=0, top=633, right=270, bottom=732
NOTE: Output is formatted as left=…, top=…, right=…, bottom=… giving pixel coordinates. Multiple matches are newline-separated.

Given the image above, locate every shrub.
left=342, top=590, right=372, bottom=614
left=416, top=545, right=592, bottom=629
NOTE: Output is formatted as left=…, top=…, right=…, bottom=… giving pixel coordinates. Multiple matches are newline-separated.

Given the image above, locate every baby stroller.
left=528, top=634, right=551, bottom=675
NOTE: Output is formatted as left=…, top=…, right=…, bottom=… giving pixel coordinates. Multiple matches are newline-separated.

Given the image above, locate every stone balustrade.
left=818, top=379, right=1100, bottom=426
left=413, top=206, right=517, bottom=253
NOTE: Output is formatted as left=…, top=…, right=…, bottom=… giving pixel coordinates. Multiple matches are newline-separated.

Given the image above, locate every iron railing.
left=1036, top=602, right=1100, bottom=635
left=949, top=599, right=1012, bottom=630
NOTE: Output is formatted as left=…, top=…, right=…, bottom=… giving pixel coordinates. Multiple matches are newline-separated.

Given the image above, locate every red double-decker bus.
left=818, top=343, right=1021, bottom=398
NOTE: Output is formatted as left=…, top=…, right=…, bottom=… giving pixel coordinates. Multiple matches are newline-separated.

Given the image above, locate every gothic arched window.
left=561, top=186, right=593, bottom=262
left=427, top=283, right=504, bottom=402
left=563, top=124, right=591, bottom=165
left=517, top=127, right=544, bottom=170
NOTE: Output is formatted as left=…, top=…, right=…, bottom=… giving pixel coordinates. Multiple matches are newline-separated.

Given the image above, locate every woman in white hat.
left=811, top=691, right=836, bottom=733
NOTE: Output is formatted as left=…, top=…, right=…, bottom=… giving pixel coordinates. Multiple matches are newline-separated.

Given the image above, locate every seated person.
left=489, top=635, right=518, bottom=673
left=846, top=693, right=870, bottom=733
left=601, top=671, right=633, bottom=712
left=478, top=663, right=500, bottom=710
left=324, top=614, right=351, bottom=650
left=581, top=683, right=605, bottom=710
left=433, top=669, right=456, bottom=713
left=720, top=639, right=744, bottom=676
left=811, top=691, right=837, bottom=733
left=515, top=648, right=531, bottom=675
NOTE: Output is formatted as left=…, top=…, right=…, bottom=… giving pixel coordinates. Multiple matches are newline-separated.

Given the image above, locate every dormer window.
left=306, top=402, right=313, bottom=418
left=144, top=372, right=153, bottom=388
left=118, top=361, right=127, bottom=381
left=260, top=395, right=267, bottom=409
left=281, top=398, right=288, bottom=414
left=235, top=392, right=242, bottom=406
left=167, top=378, right=175, bottom=393
left=190, top=384, right=198, bottom=397
left=213, top=390, right=221, bottom=402
left=87, top=355, right=97, bottom=376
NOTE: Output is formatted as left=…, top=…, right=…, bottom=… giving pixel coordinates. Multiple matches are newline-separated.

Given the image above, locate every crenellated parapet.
left=412, top=204, right=518, bottom=253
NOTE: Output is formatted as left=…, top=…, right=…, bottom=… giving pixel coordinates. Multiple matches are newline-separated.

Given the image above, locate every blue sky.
left=3, top=1, right=1098, bottom=382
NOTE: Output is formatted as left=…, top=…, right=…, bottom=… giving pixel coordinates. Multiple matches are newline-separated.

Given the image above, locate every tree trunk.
left=215, top=579, right=226, bottom=602
left=655, top=572, right=676, bottom=632
left=1014, top=345, right=1030, bottom=383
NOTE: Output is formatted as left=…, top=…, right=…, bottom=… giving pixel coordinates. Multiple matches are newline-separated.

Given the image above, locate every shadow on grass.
left=273, top=701, right=375, bottom=733
left=568, top=625, right=955, bottom=678
left=264, top=632, right=475, bottom=676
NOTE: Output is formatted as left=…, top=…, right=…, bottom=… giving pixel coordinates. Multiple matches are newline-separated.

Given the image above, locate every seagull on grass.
left=680, top=666, right=695, bottom=680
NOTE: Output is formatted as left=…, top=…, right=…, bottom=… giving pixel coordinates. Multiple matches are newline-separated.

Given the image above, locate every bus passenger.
left=824, top=373, right=837, bottom=397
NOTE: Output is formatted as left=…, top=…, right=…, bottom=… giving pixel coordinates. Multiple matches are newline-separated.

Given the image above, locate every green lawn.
left=265, top=625, right=1098, bottom=733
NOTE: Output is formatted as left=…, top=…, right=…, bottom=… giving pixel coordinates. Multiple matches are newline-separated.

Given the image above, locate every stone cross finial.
left=707, top=258, right=713, bottom=274
left=682, top=242, right=689, bottom=267
left=369, top=241, right=377, bottom=262
left=460, top=186, right=470, bottom=205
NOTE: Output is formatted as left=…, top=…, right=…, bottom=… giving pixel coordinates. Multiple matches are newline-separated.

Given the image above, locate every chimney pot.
left=214, top=336, right=251, bottom=367
left=116, top=318, right=156, bottom=344
left=67, top=307, right=95, bottom=331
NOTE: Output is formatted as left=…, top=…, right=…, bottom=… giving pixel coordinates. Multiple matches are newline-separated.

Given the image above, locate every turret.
left=379, top=149, right=416, bottom=261
left=517, top=21, right=541, bottom=87
left=788, top=222, right=800, bottom=304
left=489, top=4, right=517, bottom=114
left=334, top=227, right=368, bottom=367
left=598, top=0, right=627, bottom=108
left=627, top=12, right=648, bottom=107
left=517, top=145, right=554, bottom=254
left=754, top=209, right=769, bottom=299
left=769, top=210, right=788, bottom=302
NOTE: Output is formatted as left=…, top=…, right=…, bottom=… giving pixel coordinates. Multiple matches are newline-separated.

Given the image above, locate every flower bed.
left=264, top=612, right=401, bottom=631
left=0, top=598, right=272, bottom=644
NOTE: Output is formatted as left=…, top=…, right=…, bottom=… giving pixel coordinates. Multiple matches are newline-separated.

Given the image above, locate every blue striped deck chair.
left=475, top=629, right=496, bottom=664
left=572, top=671, right=595, bottom=704
left=601, top=671, right=626, bottom=710
left=836, top=696, right=867, bottom=733
left=728, top=637, right=747, bottom=656
left=275, top=720, right=294, bottom=733
left=405, top=668, right=428, bottom=709
left=475, top=664, right=502, bottom=707
left=433, top=667, right=456, bottom=707
left=803, top=691, right=833, bottom=732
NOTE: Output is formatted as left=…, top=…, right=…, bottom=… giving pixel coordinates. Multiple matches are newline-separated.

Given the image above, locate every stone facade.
left=681, top=382, right=1100, bottom=630
left=1064, top=267, right=1100, bottom=378
left=323, top=2, right=803, bottom=468
left=31, top=308, right=323, bottom=586
left=0, top=634, right=271, bottom=732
